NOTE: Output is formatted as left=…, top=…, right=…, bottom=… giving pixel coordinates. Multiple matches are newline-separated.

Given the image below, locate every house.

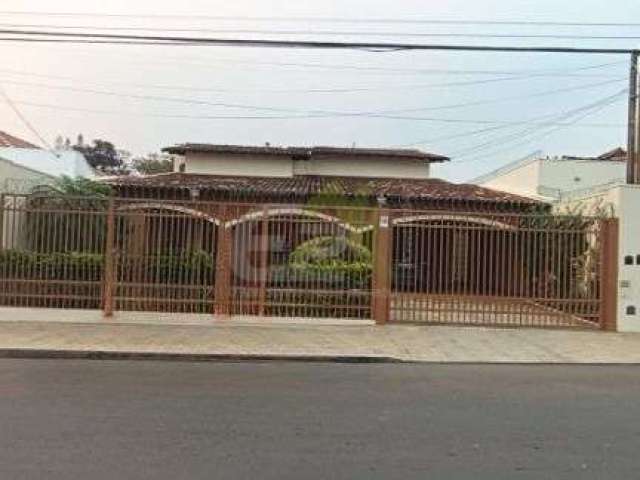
left=472, top=148, right=626, bottom=202
left=107, top=143, right=541, bottom=212
left=0, top=141, right=617, bottom=330
left=475, top=147, right=639, bottom=333
left=0, top=130, right=94, bottom=193
left=101, top=143, right=612, bottom=328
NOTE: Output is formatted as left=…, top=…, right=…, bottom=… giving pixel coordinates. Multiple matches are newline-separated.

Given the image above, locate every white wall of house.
left=538, top=159, right=625, bottom=198
left=293, top=155, right=430, bottom=178
left=476, top=156, right=625, bottom=201
left=556, top=184, right=640, bottom=333
left=0, top=148, right=94, bottom=179
left=479, top=158, right=543, bottom=199
left=0, top=157, right=55, bottom=193
left=179, top=152, right=431, bottom=178
left=181, top=152, right=294, bottom=177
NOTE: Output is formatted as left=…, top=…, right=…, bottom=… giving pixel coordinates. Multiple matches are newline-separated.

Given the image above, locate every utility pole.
left=627, top=51, right=639, bottom=184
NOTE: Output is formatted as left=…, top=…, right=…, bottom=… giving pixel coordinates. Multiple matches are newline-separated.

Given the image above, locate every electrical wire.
left=0, top=77, right=625, bottom=125
left=0, top=82, right=56, bottom=154
left=2, top=38, right=626, bottom=77
left=0, top=67, right=625, bottom=107
left=6, top=91, right=624, bottom=128
left=452, top=92, right=626, bottom=163
left=3, top=23, right=640, bottom=41
left=2, top=12, right=640, bottom=28
left=401, top=89, right=626, bottom=149
left=0, top=29, right=636, bottom=54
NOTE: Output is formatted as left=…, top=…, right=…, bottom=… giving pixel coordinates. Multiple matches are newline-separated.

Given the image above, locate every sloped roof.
left=0, top=130, right=39, bottom=149
left=0, top=148, right=95, bottom=179
left=562, top=147, right=627, bottom=162
left=597, top=147, right=626, bottom=161
left=162, top=143, right=449, bottom=162
left=105, top=173, right=541, bottom=208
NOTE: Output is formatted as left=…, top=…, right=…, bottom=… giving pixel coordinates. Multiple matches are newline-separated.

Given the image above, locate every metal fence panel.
left=0, top=194, right=611, bottom=329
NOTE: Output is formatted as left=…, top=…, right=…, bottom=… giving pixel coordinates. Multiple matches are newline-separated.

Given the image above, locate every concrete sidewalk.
left=2, top=316, right=640, bottom=363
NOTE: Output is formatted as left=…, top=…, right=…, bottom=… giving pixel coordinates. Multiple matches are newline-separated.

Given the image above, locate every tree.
left=131, top=152, right=174, bottom=175
left=72, top=137, right=129, bottom=175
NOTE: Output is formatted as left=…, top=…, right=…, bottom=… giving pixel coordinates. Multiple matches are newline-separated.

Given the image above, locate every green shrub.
left=289, top=236, right=372, bottom=266
left=0, top=249, right=215, bottom=284
left=284, top=236, right=372, bottom=289
left=0, top=250, right=104, bottom=280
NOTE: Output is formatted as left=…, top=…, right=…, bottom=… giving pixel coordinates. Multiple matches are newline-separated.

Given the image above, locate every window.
left=627, top=306, right=637, bottom=316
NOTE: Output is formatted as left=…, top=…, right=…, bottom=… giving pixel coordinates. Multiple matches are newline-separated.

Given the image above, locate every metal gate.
left=390, top=212, right=607, bottom=328
left=221, top=206, right=374, bottom=319
left=112, top=202, right=218, bottom=313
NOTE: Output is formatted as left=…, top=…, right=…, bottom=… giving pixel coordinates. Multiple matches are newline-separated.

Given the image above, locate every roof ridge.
left=162, top=143, right=449, bottom=162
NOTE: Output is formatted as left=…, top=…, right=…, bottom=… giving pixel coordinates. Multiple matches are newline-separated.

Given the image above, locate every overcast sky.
left=1, top=0, right=639, bottom=181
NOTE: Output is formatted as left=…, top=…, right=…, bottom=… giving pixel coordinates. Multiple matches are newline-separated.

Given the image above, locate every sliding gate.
left=390, top=213, right=609, bottom=328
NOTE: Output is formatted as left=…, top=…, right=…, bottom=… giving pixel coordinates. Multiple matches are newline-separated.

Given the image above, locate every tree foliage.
left=72, top=136, right=128, bottom=175
left=131, top=153, right=174, bottom=175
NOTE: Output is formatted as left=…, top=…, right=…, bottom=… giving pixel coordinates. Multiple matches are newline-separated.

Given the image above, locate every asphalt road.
left=1, top=360, right=639, bottom=480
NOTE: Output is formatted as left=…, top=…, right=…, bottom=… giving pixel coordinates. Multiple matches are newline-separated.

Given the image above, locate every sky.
left=1, top=0, right=639, bottom=182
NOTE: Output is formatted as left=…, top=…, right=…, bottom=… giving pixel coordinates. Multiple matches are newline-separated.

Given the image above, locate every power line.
left=0, top=82, right=56, bottom=153
left=401, top=90, right=627, bottom=147
left=2, top=12, right=640, bottom=28
left=370, top=78, right=625, bottom=115
left=0, top=61, right=624, bottom=82
left=0, top=37, right=195, bottom=46
left=4, top=23, right=640, bottom=41
left=453, top=92, right=626, bottom=163
left=5, top=38, right=627, bottom=77
left=0, top=77, right=625, bottom=125
left=10, top=96, right=626, bottom=129
left=0, top=28, right=637, bottom=53
left=0, top=67, right=624, bottom=99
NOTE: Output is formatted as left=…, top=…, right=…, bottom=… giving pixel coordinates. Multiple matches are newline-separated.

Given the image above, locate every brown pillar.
left=102, top=198, right=116, bottom=317
left=372, top=210, right=392, bottom=325
left=0, top=193, right=5, bottom=251
left=600, top=218, right=619, bottom=331
left=257, top=209, right=270, bottom=316
left=127, top=211, right=147, bottom=255
left=214, top=223, right=233, bottom=316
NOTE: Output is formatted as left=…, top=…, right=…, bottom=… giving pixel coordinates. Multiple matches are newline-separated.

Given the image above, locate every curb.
left=0, top=349, right=403, bottom=364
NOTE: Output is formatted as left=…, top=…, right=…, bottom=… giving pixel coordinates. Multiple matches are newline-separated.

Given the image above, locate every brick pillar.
left=600, top=218, right=619, bottom=331
left=372, top=210, right=392, bottom=325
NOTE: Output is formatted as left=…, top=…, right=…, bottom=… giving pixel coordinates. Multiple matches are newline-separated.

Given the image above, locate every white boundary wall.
left=556, top=184, right=640, bottom=332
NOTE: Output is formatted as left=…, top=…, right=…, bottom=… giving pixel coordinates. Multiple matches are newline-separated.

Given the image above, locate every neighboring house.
left=0, top=130, right=94, bottom=193
left=473, top=148, right=626, bottom=202
left=475, top=147, right=640, bottom=333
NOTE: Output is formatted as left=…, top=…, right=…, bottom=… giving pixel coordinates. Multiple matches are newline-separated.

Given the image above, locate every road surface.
left=1, top=359, right=638, bottom=479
